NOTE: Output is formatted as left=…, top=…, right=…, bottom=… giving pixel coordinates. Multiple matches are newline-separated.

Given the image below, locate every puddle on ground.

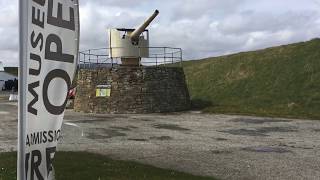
left=220, top=126, right=298, bottom=137
left=153, top=124, right=190, bottom=131
left=150, top=136, right=173, bottom=141
left=110, top=126, right=132, bottom=131
left=243, top=147, right=291, bottom=153
left=220, top=129, right=268, bottom=137
left=231, top=118, right=291, bottom=124
left=71, top=119, right=110, bottom=123
left=132, top=118, right=154, bottom=122
left=65, top=115, right=128, bottom=123
left=86, top=128, right=126, bottom=140
left=128, top=138, right=148, bottom=142
left=86, top=133, right=107, bottom=140
left=211, top=150, right=233, bottom=154
left=127, top=126, right=138, bottom=129
left=257, top=126, right=298, bottom=133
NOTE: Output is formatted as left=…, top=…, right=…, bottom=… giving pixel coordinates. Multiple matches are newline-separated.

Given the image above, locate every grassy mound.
left=0, top=152, right=216, bottom=180
left=183, top=38, right=320, bottom=119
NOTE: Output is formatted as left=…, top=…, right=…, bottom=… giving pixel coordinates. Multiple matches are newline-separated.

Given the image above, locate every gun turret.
left=130, top=10, right=159, bottom=45
left=108, top=10, right=160, bottom=65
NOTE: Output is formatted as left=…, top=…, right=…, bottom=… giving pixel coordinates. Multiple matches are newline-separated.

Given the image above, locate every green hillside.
left=183, top=38, right=320, bottom=119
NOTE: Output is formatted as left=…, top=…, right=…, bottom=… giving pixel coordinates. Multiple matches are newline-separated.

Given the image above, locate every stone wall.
left=74, top=67, right=190, bottom=114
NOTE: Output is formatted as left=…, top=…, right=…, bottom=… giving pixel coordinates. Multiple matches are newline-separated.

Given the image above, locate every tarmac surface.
left=1, top=94, right=320, bottom=180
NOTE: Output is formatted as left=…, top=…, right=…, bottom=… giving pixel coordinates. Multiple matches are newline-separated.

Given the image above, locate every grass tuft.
left=0, top=152, right=217, bottom=180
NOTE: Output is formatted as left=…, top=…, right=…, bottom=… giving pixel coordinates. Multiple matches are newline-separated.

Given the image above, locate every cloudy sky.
left=0, top=0, right=320, bottom=66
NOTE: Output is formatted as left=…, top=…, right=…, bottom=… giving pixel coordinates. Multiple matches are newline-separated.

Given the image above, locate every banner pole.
left=18, top=0, right=28, bottom=179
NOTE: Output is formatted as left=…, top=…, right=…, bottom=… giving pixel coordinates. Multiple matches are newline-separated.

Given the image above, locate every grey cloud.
left=170, top=0, right=247, bottom=20
left=0, top=0, right=319, bottom=66
left=79, top=3, right=147, bottom=51
left=217, top=10, right=319, bottom=35
left=77, top=0, right=320, bottom=61
left=82, top=0, right=149, bottom=8
left=0, top=1, right=18, bottom=66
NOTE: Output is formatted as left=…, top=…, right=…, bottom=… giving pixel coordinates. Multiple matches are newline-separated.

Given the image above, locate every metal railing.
left=78, top=47, right=182, bottom=69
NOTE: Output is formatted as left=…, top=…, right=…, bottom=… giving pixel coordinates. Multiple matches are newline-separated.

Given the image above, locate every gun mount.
left=108, top=10, right=160, bottom=66
left=130, top=10, right=159, bottom=45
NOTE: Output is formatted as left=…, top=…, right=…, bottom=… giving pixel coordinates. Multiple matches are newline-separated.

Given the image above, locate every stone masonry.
left=74, top=67, right=190, bottom=114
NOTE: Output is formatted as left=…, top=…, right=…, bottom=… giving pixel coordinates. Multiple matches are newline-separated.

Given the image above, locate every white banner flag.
left=19, top=0, right=79, bottom=179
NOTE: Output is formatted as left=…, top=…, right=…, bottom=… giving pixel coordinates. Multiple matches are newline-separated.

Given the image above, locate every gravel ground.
left=1, top=96, right=320, bottom=180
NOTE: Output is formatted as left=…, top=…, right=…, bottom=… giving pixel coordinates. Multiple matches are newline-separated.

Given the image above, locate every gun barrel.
left=130, top=10, right=159, bottom=40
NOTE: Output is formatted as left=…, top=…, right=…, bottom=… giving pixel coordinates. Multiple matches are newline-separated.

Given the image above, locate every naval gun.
left=108, top=10, right=159, bottom=66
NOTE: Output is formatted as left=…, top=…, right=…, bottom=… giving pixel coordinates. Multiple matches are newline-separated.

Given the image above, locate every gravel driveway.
left=1, top=96, right=320, bottom=180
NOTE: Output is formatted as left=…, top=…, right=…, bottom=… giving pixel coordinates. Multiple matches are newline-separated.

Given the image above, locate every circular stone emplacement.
left=74, top=66, right=190, bottom=114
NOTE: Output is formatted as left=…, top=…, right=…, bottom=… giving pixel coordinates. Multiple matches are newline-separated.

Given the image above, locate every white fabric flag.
left=18, top=0, right=79, bottom=179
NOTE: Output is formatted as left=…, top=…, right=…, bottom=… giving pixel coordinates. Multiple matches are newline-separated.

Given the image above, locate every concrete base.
left=121, top=58, right=140, bottom=66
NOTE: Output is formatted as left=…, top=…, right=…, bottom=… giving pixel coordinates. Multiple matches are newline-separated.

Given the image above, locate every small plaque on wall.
left=96, top=85, right=111, bottom=97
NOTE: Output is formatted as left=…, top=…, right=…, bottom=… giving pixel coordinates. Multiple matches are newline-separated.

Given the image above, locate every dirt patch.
left=70, top=119, right=111, bottom=124
left=211, top=149, right=233, bottom=154
left=126, top=126, right=138, bottom=129
left=231, top=118, right=291, bottom=124
left=86, top=128, right=126, bottom=140
left=110, top=126, right=132, bottom=131
left=128, top=138, right=149, bottom=142
left=257, top=126, right=298, bottom=133
left=219, top=129, right=268, bottom=137
left=215, top=138, right=228, bottom=141
left=65, top=115, right=127, bottom=123
left=220, top=126, right=298, bottom=137
left=153, top=124, right=190, bottom=131
left=133, top=118, right=154, bottom=122
left=243, top=147, right=291, bottom=153
left=150, top=136, right=173, bottom=141
left=86, top=133, right=107, bottom=140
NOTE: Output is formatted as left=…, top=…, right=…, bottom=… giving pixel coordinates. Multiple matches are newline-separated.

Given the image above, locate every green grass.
left=183, top=38, right=320, bottom=119
left=0, top=152, right=216, bottom=180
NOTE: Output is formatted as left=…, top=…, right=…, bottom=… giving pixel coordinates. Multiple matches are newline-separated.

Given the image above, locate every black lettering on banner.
left=33, top=0, right=45, bottom=6
left=26, top=135, right=30, bottom=147
left=45, top=34, right=74, bottom=63
left=43, top=69, right=71, bottom=115
left=43, top=131, right=48, bottom=143
left=31, top=150, right=44, bottom=180
left=47, top=0, right=75, bottom=30
left=48, top=131, right=53, bottom=142
left=29, top=54, right=42, bottom=76
left=28, top=81, right=40, bottom=115
left=31, top=132, right=40, bottom=145
left=32, top=7, right=45, bottom=28
left=46, top=147, right=56, bottom=178
left=55, top=130, right=61, bottom=141
left=31, top=31, right=44, bottom=51
left=25, top=153, right=30, bottom=180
